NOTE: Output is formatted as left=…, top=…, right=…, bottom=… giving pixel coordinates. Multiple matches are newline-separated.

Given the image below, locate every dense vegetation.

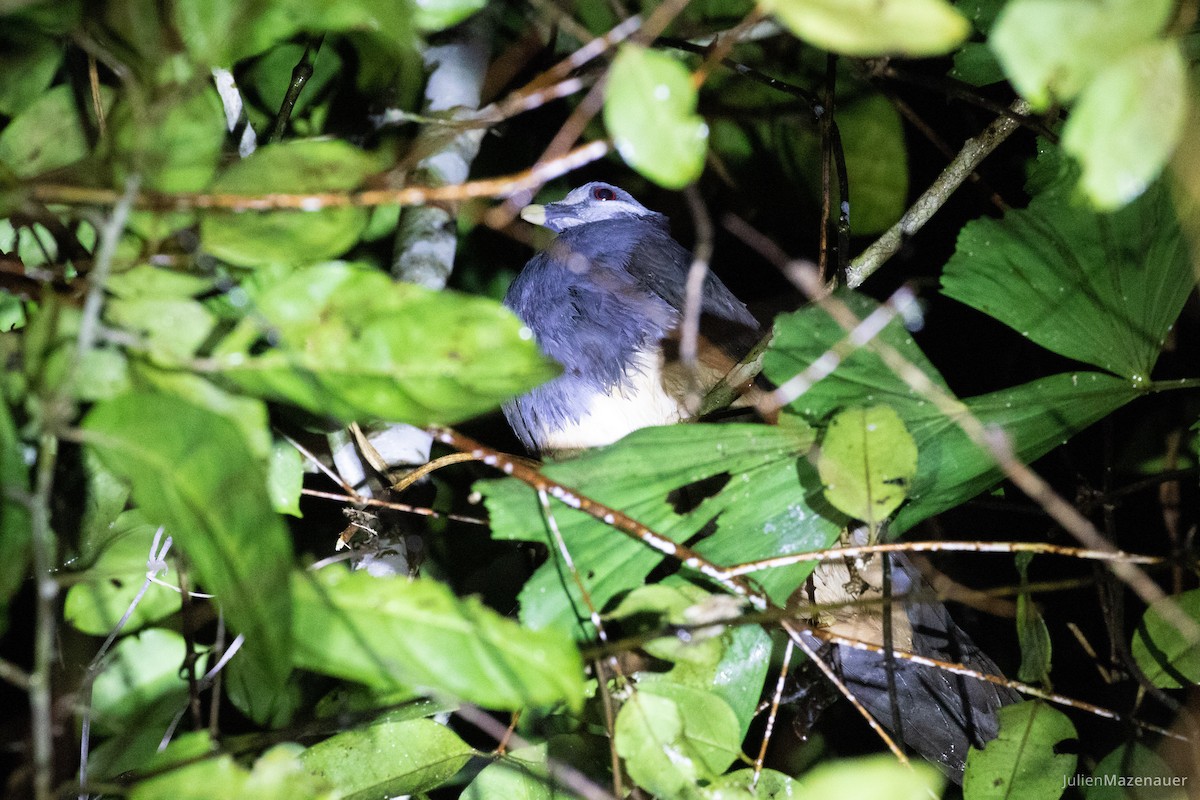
left=0, top=0, right=1197, bottom=798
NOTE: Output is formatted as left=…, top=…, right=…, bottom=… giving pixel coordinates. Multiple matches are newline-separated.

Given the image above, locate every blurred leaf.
left=478, top=424, right=836, bottom=633
left=212, top=262, right=556, bottom=424
left=705, top=768, right=799, bottom=798
left=1014, top=552, right=1052, bottom=684
left=300, top=718, right=473, bottom=798
left=106, top=297, right=217, bottom=362
left=76, top=347, right=131, bottom=401
left=630, top=678, right=743, bottom=776
left=107, top=264, right=216, bottom=299
left=199, top=140, right=379, bottom=267
left=292, top=567, right=585, bottom=710
left=614, top=692, right=707, bottom=798
left=130, top=733, right=335, bottom=800
left=412, top=0, right=487, bottom=32
left=605, top=45, right=708, bottom=190
left=818, top=405, right=918, bottom=524
left=1061, top=40, right=1187, bottom=210
left=763, top=293, right=1141, bottom=532
left=0, top=24, right=63, bottom=117
left=784, top=92, right=908, bottom=235
left=64, top=511, right=180, bottom=635
left=463, top=738, right=607, bottom=800
left=0, top=84, right=113, bottom=177
left=941, top=178, right=1191, bottom=382
left=224, top=652, right=303, bottom=728
left=762, top=0, right=970, bottom=56
left=174, top=0, right=296, bottom=67
left=1131, top=588, right=1200, bottom=688
left=0, top=397, right=30, bottom=636
left=794, top=754, right=943, bottom=798
left=951, top=42, right=1006, bottom=86
left=83, top=391, right=294, bottom=691
left=990, top=0, right=1173, bottom=110
left=267, top=439, right=303, bottom=517
left=110, top=84, right=227, bottom=192
left=91, top=628, right=204, bottom=734
left=963, top=701, right=1077, bottom=799
left=243, top=42, right=341, bottom=120
left=1086, top=742, right=1187, bottom=800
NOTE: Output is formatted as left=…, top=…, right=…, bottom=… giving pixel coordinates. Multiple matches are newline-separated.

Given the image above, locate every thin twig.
left=267, top=36, right=324, bottom=144
left=680, top=186, right=714, bottom=412
left=847, top=99, right=1030, bottom=288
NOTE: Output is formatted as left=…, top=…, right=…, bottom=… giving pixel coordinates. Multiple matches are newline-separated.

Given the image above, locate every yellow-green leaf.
left=762, top=0, right=970, bottom=56
left=817, top=405, right=918, bottom=524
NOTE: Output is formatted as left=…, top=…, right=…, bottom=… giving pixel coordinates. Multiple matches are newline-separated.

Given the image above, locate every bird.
left=501, top=181, right=1017, bottom=782
left=502, top=181, right=761, bottom=457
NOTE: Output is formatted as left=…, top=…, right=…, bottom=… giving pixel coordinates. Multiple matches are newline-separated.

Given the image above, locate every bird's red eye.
left=592, top=186, right=616, bottom=201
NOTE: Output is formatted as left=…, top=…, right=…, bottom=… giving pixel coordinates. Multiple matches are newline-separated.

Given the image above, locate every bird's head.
left=521, top=181, right=656, bottom=232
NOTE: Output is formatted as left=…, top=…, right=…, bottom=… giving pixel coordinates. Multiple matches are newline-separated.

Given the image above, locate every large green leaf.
left=110, top=84, right=227, bottom=193
left=604, top=45, right=708, bottom=190
left=817, top=405, right=918, bottom=524
left=300, top=718, right=473, bottom=798
left=942, top=179, right=1192, bottom=382
left=212, top=262, right=556, bottom=424
left=199, top=140, right=381, bottom=267
left=478, top=423, right=837, bottom=633
left=762, top=0, right=970, bottom=56
left=1087, top=743, right=1187, bottom=800
left=292, top=567, right=585, bottom=711
left=1131, top=588, right=1200, bottom=689
left=763, top=293, right=1142, bottom=532
left=963, top=702, right=1078, bottom=799
left=989, top=0, right=1174, bottom=110
left=83, top=391, right=293, bottom=691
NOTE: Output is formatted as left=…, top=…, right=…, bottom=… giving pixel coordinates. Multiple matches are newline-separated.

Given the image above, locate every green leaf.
left=110, top=84, right=227, bottom=193
left=963, top=702, right=1078, bottom=799
left=63, top=511, right=181, bottom=635
left=0, top=396, right=31, bottom=635
left=0, top=24, right=63, bottom=117
left=705, top=768, right=799, bottom=799
left=604, top=45, right=707, bottom=189
left=794, top=754, right=943, bottom=799
left=763, top=293, right=1142, bottom=533
left=130, top=733, right=336, bottom=800
left=478, top=423, right=835, bottom=633
left=91, top=628, right=204, bottom=734
left=83, top=391, right=294, bottom=691
left=106, top=297, right=217, bottom=362
left=632, top=678, right=744, bottom=776
left=1061, top=40, right=1187, bottom=210
left=0, top=83, right=113, bottom=177
left=224, top=653, right=303, bottom=728
left=267, top=439, right=304, bottom=517
left=1014, top=552, right=1052, bottom=684
left=818, top=405, right=918, bottom=524
left=300, top=718, right=473, bottom=798
left=614, top=692, right=705, bottom=799
left=1131, top=588, right=1200, bottom=688
left=783, top=92, right=909, bottom=235
left=1086, top=742, right=1187, bottom=800
left=989, top=0, right=1174, bottom=110
left=292, top=567, right=585, bottom=710
left=762, top=0, right=970, bottom=56
left=941, top=178, right=1192, bottom=382
left=463, top=738, right=606, bottom=800
left=107, top=264, right=216, bottom=300
left=412, top=0, right=487, bottom=32
left=174, top=0, right=296, bottom=67
left=212, top=262, right=556, bottom=424
left=199, top=140, right=380, bottom=267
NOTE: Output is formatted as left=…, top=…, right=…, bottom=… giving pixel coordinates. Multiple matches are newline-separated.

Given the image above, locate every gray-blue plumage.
left=503, top=182, right=758, bottom=455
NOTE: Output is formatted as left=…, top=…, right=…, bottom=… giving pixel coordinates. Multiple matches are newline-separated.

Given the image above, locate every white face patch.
left=539, top=348, right=688, bottom=454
